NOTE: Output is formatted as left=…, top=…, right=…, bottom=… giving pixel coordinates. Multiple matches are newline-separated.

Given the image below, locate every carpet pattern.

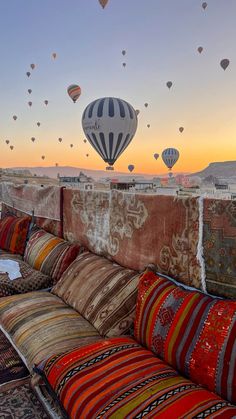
left=0, top=384, right=49, bottom=418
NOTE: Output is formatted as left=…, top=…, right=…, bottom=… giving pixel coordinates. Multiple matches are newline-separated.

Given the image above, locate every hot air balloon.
left=154, top=153, right=159, bottom=160
left=162, top=148, right=179, bottom=170
left=147, top=124, right=150, bottom=128
left=5, top=140, right=9, bottom=144
left=26, top=72, right=31, bottom=78
left=31, top=137, right=35, bottom=142
left=30, top=64, right=35, bottom=70
left=83, top=139, right=87, bottom=143
left=220, top=59, right=230, bottom=71
left=135, top=109, right=140, bottom=116
left=128, top=164, right=134, bottom=172
left=197, top=46, right=203, bottom=54
left=122, top=62, right=126, bottom=68
left=202, top=2, right=207, bottom=10
left=55, top=163, right=58, bottom=167
left=99, top=0, right=109, bottom=8
left=52, top=53, right=57, bottom=59
left=86, top=153, right=89, bottom=157
left=179, top=126, right=184, bottom=133
left=41, top=155, right=45, bottom=160
left=144, top=103, right=148, bottom=108
left=10, top=145, right=14, bottom=150
left=166, top=81, right=172, bottom=89
left=28, top=101, right=32, bottom=107
left=44, top=100, right=49, bottom=105
left=67, top=84, right=81, bottom=103
left=82, top=97, right=138, bottom=170
left=58, top=138, right=62, bottom=143
left=122, top=50, right=126, bottom=56
left=13, top=115, right=17, bottom=121
left=28, top=89, right=32, bottom=94
left=70, top=144, right=73, bottom=148
left=37, top=122, right=41, bottom=127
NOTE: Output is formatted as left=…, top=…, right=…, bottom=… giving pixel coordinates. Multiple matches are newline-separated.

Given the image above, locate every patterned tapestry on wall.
left=203, top=198, right=236, bottom=298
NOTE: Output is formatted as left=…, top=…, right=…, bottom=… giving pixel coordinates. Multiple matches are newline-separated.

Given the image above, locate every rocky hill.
left=192, top=161, right=236, bottom=179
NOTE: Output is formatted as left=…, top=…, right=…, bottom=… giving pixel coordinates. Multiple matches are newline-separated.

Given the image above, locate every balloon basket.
left=106, top=166, right=114, bottom=171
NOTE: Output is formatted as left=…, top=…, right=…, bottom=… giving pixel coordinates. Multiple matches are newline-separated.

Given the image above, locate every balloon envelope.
left=26, top=72, right=31, bottom=77
left=162, top=148, right=179, bottom=170
left=28, top=89, right=32, bottom=94
left=144, top=103, right=148, bottom=108
left=10, top=145, right=14, bottom=150
left=30, top=64, right=35, bottom=70
left=166, top=81, right=172, bottom=89
left=52, top=53, right=57, bottom=59
left=6, top=140, right=9, bottom=144
left=82, top=97, right=138, bottom=168
left=122, top=50, right=126, bottom=56
left=41, top=155, right=45, bottom=160
left=28, top=101, right=32, bottom=107
left=220, top=59, right=230, bottom=71
left=128, top=164, right=135, bottom=172
left=179, top=126, right=184, bottom=133
left=135, top=109, right=140, bottom=116
left=37, top=122, right=40, bottom=127
left=31, top=137, right=35, bottom=142
left=99, top=0, right=109, bottom=8
left=67, top=84, right=81, bottom=103
left=58, top=138, right=62, bottom=142
left=44, top=100, right=49, bottom=105
left=202, top=2, right=207, bottom=9
left=154, top=153, right=159, bottom=160
left=198, top=46, right=203, bottom=54
left=13, top=115, right=17, bottom=121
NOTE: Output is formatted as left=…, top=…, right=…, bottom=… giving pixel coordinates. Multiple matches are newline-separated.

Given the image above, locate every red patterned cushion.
left=24, top=228, right=82, bottom=283
left=134, top=271, right=236, bottom=404
left=35, top=337, right=236, bottom=419
left=0, top=216, right=31, bottom=256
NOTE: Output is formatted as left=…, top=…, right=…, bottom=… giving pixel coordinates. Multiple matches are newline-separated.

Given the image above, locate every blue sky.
left=0, top=0, right=235, bottom=173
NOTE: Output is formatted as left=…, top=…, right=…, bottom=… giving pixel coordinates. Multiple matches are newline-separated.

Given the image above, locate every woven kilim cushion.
left=0, top=215, right=31, bottom=256
left=24, top=228, right=82, bottom=283
left=34, top=337, right=236, bottom=419
left=0, top=291, right=101, bottom=369
left=134, top=271, right=236, bottom=404
left=52, top=251, right=140, bottom=337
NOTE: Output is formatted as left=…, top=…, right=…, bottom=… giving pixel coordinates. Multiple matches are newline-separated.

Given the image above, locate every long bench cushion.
left=34, top=336, right=236, bottom=419
left=0, top=291, right=101, bottom=370
left=52, top=251, right=140, bottom=337
left=0, top=215, right=31, bottom=256
left=134, top=270, right=236, bottom=404
left=0, top=255, right=53, bottom=298
left=24, top=228, right=82, bottom=283
left=0, top=250, right=22, bottom=259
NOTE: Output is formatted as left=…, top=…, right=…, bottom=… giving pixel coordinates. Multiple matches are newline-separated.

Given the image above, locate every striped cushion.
left=35, top=337, right=236, bottom=419
left=24, top=228, right=81, bottom=283
left=134, top=271, right=236, bottom=404
left=52, top=252, right=140, bottom=337
left=0, top=216, right=31, bottom=255
left=0, top=291, right=101, bottom=369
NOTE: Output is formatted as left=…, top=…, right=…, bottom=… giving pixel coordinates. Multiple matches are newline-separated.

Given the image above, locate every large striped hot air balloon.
left=67, top=84, right=81, bottom=103
left=162, top=148, right=179, bottom=170
left=82, top=97, right=138, bottom=170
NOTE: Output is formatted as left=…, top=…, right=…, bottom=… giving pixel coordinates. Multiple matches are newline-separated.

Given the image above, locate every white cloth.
left=0, top=260, right=22, bottom=280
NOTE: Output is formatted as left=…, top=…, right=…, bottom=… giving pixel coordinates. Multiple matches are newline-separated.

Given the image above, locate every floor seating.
left=0, top=216, right=235, bottom=418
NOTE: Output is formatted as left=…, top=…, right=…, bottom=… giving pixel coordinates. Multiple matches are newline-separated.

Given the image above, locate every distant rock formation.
left=192, top=161, right=236, bottom=179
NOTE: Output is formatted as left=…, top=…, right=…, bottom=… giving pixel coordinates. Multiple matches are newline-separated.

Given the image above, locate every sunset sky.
left=0, top=0, right=235, bottom=175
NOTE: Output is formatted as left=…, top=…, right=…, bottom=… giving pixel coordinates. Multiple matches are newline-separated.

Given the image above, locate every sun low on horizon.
left=0, top=0, right=235, bottom=176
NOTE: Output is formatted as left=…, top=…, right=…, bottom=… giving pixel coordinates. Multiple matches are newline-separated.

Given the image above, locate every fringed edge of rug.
left=197, top=196, right=207, bottom=293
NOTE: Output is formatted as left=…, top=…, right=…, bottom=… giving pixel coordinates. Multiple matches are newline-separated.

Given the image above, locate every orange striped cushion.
left=134, top=271, right=236, bottom=404
left=0, top=216, right=31, bottom=255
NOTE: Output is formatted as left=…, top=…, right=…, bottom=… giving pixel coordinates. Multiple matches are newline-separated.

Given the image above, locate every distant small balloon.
left=144, top=103, right=148, bottom=108
left=28, top=101, right=32, bottom=107
left=166, top=81, right=172, bottom=89
left=37, top=122, right=41, bottom=127
left=197, top=46, right=203, bottom=54
left=220, top=58, right=230, bottom=71
left=122, top=50, right=126, bottom=56
left=135, top=109, right=140, bottom=116
left=28, top=89, right=32, bottom=94
left=179, top=127, right=184, bottom=133
left=52, top=52, right=57, bottom=59
left=83, top=139, right=87, bottom=143
left=147, top=124, right=150, bottom=128
left=41, top=155, right=45, bottom=160
left=30, top=64, right=35, bottom=70
left=44, top=100, right=49, bottom=105
left=154, top=153, right=159, bottom=160
left=122, top=62, right=126, bottom=68
left=202, top=2, right=207, bottom=10
left=13, top=115, right=17, bottom=121
left=128, top=164, right=135, bottom=172
left=99, top=0, right=109, bottom=8
left=6, top=140, right=9, bottom=144
left=58, top=138, right=62, bottom=142
left=26, top=72, right=31, bottom=78
left=86, top=153, right=89, bottom=157
left=70, top=144, right=73, bottom=148
left=31, top=137, right=35, bottom=142
left=10, top=145, right=14, bottom=150
left=67, top=84, right=81, bottom=103
left=55, top=163, right=58, bottom=167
